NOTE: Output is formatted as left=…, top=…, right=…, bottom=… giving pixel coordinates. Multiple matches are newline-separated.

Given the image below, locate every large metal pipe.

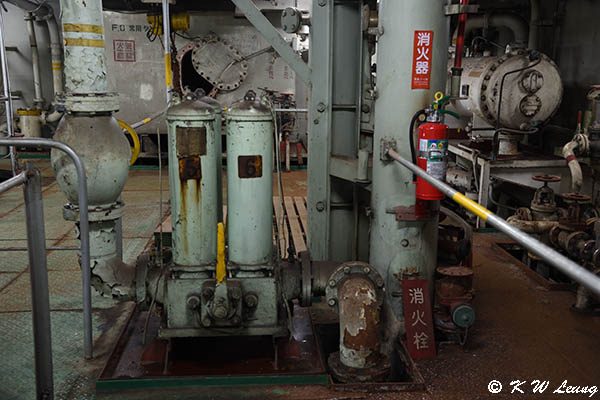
left=387, top=148, right=600, bottom=300
left=337, top=276, right=381, bottom=369
left=25, top=12, right=43, bottom=106
left=0, top=137, right=93, bottom=359
left=23, top=163, right=54, bottom=400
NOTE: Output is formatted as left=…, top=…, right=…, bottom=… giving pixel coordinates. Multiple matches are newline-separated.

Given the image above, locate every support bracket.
left=230, top=0, right=312, bottom=85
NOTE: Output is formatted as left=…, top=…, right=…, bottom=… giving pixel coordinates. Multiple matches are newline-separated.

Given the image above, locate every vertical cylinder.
left=370, top=0, right=446, bottom=334
left=225, top=92, right=274, bottom=265
left=23, top=164, right=54, bottom=399
left=199, top=94, right=224, bottom=223
left=166, top=99, right=218, bottom=265
left=60, top=0, right=109, bottom=94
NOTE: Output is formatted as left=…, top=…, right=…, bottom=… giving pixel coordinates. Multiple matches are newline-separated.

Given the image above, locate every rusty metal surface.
left=100, top=303, right=326, bottom=380
left=337, top=276, right=382, bottom=369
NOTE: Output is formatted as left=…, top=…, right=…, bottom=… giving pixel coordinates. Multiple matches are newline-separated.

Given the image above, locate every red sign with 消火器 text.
left=401, top=279, right=436, bottom=359
left=411, top=30, right=434, bottom=90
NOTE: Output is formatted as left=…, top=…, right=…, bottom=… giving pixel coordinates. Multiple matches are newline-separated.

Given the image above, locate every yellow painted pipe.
left=117, top=120, right=141, bottom=166
left=216, top=222, right=226, bottom=284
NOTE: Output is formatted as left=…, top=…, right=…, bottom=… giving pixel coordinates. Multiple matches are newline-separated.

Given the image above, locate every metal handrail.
left=0, top=163, right=54, bottom=398
left=0, top=138, right=93, bottom=359
left=387, top=147, right=600, bottom=299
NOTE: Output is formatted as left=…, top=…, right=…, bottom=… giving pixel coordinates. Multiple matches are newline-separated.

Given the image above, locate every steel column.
left=23, top=163, right=54, bottom=400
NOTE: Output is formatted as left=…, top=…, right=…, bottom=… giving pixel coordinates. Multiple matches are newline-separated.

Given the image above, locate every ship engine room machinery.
left=3, top=0, right=600, bottom=396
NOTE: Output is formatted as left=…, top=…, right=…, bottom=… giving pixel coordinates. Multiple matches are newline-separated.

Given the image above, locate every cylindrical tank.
left=225, top=91, right=274, bottom=265
left=199, top=93, right=224, bottom=223
left=452, top=50, right=563, bottom=129
left=166, top=98, right=218, bottom=266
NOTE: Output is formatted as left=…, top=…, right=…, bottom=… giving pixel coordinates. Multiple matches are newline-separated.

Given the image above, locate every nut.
left=328, top=298, right=337, bottom=307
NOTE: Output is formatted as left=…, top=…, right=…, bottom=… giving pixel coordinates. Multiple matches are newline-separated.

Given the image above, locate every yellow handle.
left=118, top=120, right=141, bottom=166
left=216, top=222, right=226, bottom=284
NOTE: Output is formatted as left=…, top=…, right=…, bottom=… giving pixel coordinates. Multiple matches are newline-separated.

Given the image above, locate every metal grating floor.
left=0, top=157, right=168, bottom=400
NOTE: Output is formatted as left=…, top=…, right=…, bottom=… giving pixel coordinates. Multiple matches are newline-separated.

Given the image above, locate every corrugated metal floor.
left=0, top=157, right=168, bottom=400
left=1, top=158, right=599, bottom=399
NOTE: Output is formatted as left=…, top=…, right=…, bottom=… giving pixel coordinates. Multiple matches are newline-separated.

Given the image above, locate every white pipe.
left=529, top=0, right=540, bottom=49
left=25, top=12, right=43, bottom=106
left=562, top=138, right=584, bottom=193
left=161, top=0, right=172, bottom=103
left=453, top=14, right=529, bottom=46
left=45, top=15, right=63, bottom=97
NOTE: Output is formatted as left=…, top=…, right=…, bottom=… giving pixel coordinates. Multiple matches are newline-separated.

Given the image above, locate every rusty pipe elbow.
left=326, top=261, right=390, bottom=382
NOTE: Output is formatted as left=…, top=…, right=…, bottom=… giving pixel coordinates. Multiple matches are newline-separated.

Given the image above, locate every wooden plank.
left=154, top=215, right=172, bottom=234
left=285, top=196, right=306, bottom=253
left=293, top=196, right=307, bottom=229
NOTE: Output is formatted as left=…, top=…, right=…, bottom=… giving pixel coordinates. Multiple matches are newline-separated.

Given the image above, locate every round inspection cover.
left=191, top=35, right=248, bottom=92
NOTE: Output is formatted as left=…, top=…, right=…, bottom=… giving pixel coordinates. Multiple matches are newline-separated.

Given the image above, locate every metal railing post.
left=22, top=162, right=54, bottom=400
left=0, top=137, right=92, bottom=359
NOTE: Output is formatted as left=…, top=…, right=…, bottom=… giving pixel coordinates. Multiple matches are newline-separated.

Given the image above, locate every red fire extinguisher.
left=416, top=94, right=449, bottom=201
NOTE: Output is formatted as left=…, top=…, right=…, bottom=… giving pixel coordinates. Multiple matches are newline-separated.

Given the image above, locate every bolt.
left=290, top=24, right=297, bottom=31
left=283, top=24, right=288, bottom=31
left=361, top=104, right=371, bottom=113
left=290, top=9, right=296, bottom=16
left=317, top=102, right=326, bottom=112
left=212, top=303, right=228, bottom=319
left=202, top=287, right=214, bottom=299
left=230, top=287, right=242, bottom=300
left=314, top=119, right=319, bottom=125
left=316, top=201, right=325, bottom=212
left=328, top=298, right=337, bottom=307
left=231, top=315, right=242, bottom=325
left=201, top=316, right=212, bottom=327
left=282, top=10, right=287, bottom=16
left=318, top=0, right=327, bottom=6
left=363, top=266, right=371, bottom=274
left=376, top=279, right=384, bottom=288
left=187, top=295, right=200, bottom=310
left=480, top=95, right=486, bottom=101
left=329, top=279, right=336, bottom=287
left=343, top=266, right=351, bottom=274
left=401, top=239, right=409, bottom=247
left=244, top=293, right=258, bottom=308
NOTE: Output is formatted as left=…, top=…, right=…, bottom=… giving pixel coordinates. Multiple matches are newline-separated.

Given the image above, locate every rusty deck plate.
left=494, top=240, right=571, bottom=291
left=97, top=301, right=427, bottom=394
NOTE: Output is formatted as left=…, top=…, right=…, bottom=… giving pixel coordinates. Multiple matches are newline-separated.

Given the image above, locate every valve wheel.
left=532, top=174, right=561, bottom=183
left=560, top=192, right=591, bottom=202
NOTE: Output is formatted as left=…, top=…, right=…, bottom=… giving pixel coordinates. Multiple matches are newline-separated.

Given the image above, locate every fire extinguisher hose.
left=409, top=109, right=427, bottom=181
left=385, top=146, right=600, bottom=300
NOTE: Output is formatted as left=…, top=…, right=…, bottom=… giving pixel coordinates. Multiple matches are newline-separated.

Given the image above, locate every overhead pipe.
left=451, top=0, right=468, bottom=97
left=452, top=14, right=529, bottom=48
left=528, top=0, right=540, bottom=50
left=386, top=148, right=600, bottom=300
